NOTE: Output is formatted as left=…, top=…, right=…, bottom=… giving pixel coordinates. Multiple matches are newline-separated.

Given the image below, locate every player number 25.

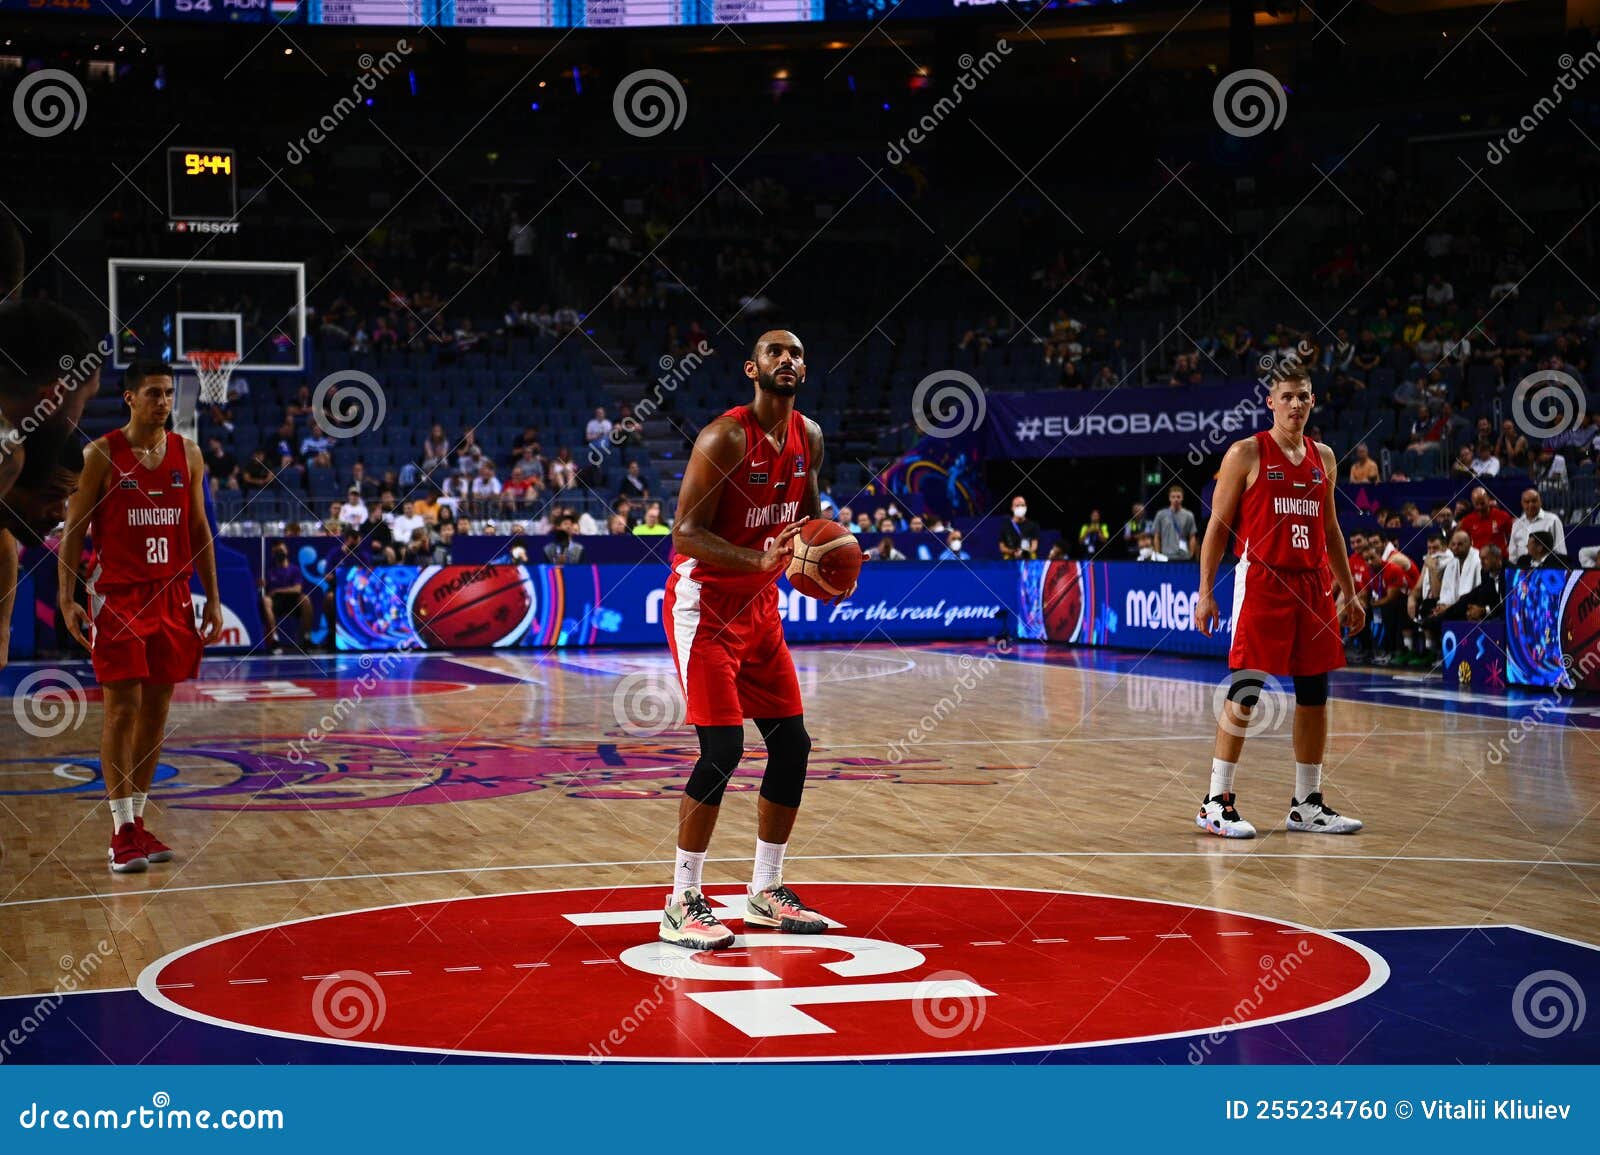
left=1291, top=524, right=1310, bottom=551
left=146, top=537, right=170, bottom=565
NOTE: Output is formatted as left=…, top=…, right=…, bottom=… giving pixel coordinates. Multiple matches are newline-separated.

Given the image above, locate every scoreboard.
left=0, top=0, right=1083, bottom=24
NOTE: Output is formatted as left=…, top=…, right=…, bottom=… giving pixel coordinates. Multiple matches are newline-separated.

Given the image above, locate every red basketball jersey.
left=89, top=429, right=193, bottom=590
left=671, top=404, right=810, bottom=594
left=1233, top=430, right=1329, bottom=572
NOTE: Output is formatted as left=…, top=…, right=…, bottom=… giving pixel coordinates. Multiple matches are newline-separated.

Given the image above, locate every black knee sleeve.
left=1293, top=673, right=1329, bottom=707
left=754, top=715, right=811, bottom=808
left=1225, top=670, right=1265, bottom=710
left=685, top=725, right=745, bottom=806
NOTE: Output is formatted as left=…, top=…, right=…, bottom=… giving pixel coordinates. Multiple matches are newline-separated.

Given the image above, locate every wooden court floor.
left=2, top=641, right=1597, bottom=997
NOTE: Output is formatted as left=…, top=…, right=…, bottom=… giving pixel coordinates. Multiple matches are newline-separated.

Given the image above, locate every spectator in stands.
left=389, top=499, right=425, bottom=546
left=262, top=543, right=313, bottom=654
left=877, top=516, right=897, bottom=534
left=553, top=304, right=581, bottom=334
left=1322, top=329, right=1354, bottom=372
left=1508, top=489, right=1566, bottom=563
left=854, top=511, right=874, bottom=534
left=999, top=495, right=1040, bottom=560
left=1493, top=420, right=1530, bottom=473
left=1467, top=441, right=1499, bottom=477
left=1425, top=273, right=1455, bottom=309
left=1446, top=545, right=1507, bottom=620
left=204, top=436, right=239, bottom=491
left=1078, top=510, right=1108, bottom=557
left=872, top=536, right=906, bottom=562
left=1348, top=442, right=1380, bottom=484
left=441, top=472, right=470, bottom=511
left=1518, top=530, right=1569, bottom=570
left=544, top=524, right=584, bottom=565
left=500, top=459, right=543, bottom=512
left=1405, top=533, right=1450, bottom=666
left=1352, top=329, right=1383, bottom=375
left=1152, top=486, right=1198, bottom=561
left=338, top=487, right=368, bottom=528
left=1092, top=365, right=1119, bottom=390
left=607, top=514, right=629, bottom=535
left=421, top=424, right=452, bottom=475
left=349, top=461, right=379, bottom=501
left=431, top=522, right=455, bottom=565
left=1458, top=486, right=1513, bottom=553
left=836, top=505, right=853, bottom=530
left=402, top=527, right=433, bottom=565
left=633, top=503, right=670, bottom=536
left=548, top=447, right=577, bottom=490
left=300, top=419, right=333, bottom=459
left=455, top=428, right=485, bottom=476
left=1433, top=530, right=1482, bottom=619
left=586, top=407, right=613, bottom=454
left=937, top=531, right=970, bottom=561
left=619, top=460, right=650, bottom=502
left=614, top=497, right=636, bottom=528
left=1135, top=532, right=1167, bottom=562
left=470, top=460, right=503, bottom=513
left=240, top=448, right=272, bottom=493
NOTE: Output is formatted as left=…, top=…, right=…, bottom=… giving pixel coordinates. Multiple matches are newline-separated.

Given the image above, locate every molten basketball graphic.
left=1043, top=560, right=1085, bottom=643
left=409, top=564, right=536, bottom=649
left=1560, top=570, right=1600, bottom=689
left=787, top=520, right=863, bottom=600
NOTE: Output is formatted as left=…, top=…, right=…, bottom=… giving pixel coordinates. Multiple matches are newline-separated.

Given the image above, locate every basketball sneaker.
left=1286, top=792, right=1363, bottom=834
left=108, top=823, right=149, bottom=874
left=1196, top=793, right=1257, bottom=838
left=135, top=817, right=174, bottom=863
left=659, top=886, right=735, bottom=951
left=745, top=880, right=828, bottom=933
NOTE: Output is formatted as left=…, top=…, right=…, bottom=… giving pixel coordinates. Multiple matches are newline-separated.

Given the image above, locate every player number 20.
left=146, top=537, right=170, bottom=565
left=1290, top=524, right=1310, bottom=551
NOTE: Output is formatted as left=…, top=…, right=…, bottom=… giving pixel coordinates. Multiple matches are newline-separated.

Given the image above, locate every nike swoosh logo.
left=752, top=460, right=768, bottom=466
left=664, top=910, right=683, bottom=930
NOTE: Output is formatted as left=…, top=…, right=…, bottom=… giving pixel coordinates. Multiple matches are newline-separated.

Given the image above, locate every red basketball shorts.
left=89, top=579, right=203, bottom=686
left=663, top=567, right=803, bottom=727
left=1228, top=563, right=1346, bottom=677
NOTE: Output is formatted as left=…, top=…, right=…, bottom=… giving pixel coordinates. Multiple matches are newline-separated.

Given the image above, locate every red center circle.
left=140, top=884, right=1384, bottom=1061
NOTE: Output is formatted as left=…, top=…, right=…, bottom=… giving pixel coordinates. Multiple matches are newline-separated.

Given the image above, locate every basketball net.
left=190, top=350, right=238, bottom=407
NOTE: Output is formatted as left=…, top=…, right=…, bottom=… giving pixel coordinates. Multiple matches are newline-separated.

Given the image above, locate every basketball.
left=786, top=519, right=863, bottom=600
left=1560, top=572, right=1600, bottom=689
left=1043, top=559, right=1085, bottom=643
left=410, top=564, right=533, bottom=648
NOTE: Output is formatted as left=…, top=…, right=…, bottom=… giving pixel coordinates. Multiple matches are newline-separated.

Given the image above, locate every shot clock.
left=166, top=147, right=238, bottom=230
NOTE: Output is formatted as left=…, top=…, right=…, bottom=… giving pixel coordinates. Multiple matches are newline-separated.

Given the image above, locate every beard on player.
left=756, top=364, right=801, bottom=397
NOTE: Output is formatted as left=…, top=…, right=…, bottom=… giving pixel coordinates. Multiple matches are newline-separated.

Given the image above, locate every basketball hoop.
left=189, top=350, right=239, bottom=406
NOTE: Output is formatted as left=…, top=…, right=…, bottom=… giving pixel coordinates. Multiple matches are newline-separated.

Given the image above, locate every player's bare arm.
left=1197, top=436, right=1258, bottom=637
left=0, top=527, right=15, bottom=669
left=56, top=437, right=112, bottom=650
left=673, top=416, right=805, bottom=574
left=1320, top=443, right=1365, bottom=634
left=186, top=438, right=224, bottom=644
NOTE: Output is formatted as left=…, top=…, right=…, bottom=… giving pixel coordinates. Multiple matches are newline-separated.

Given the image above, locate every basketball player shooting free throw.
left=1195, top=365, right=1366, bottom=838
left=657, top=329, right=852, bottom=950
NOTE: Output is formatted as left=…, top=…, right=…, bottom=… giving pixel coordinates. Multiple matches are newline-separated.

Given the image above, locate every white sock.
left=672, top=848, right=706, bottom=906
left=110, top=797, right=135, bottom=832
left=1295, top=761, right=1322, bottom=802
left=751, top=838, right=786, bottom=895
left=132, top=792, right=148, bottom=819
left=1208, top=758, right=1237, bottom=800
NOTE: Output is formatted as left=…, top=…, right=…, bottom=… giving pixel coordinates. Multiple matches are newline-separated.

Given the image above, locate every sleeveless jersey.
left=89, top=429, right=193, bottom=590
left=670, top=404, right=810, bottom=594
left=1233, top=430, right=1329, bottom=572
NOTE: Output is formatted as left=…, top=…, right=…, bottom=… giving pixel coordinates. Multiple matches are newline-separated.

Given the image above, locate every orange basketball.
left=786, top=520, right=863, bottom=600
left=411, top=564, right=535, bottom=648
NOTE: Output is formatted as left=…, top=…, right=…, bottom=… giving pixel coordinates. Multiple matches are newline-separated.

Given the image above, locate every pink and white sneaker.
left=658, top=886, right=736, bottom=950
left=745, top=880, right=828, bottom=934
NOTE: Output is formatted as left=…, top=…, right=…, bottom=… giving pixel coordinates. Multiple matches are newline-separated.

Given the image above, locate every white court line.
left=5, top=848, right=1598, bottom=911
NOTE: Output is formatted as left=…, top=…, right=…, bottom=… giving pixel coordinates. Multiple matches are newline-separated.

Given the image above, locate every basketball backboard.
left=107, top=258, right=307, bottom=373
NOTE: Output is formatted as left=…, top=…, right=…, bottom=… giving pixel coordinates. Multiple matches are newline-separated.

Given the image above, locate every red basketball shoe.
left=108, top=823, right=149, bottom=874
left=135, top=817, right=174, bottom=863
